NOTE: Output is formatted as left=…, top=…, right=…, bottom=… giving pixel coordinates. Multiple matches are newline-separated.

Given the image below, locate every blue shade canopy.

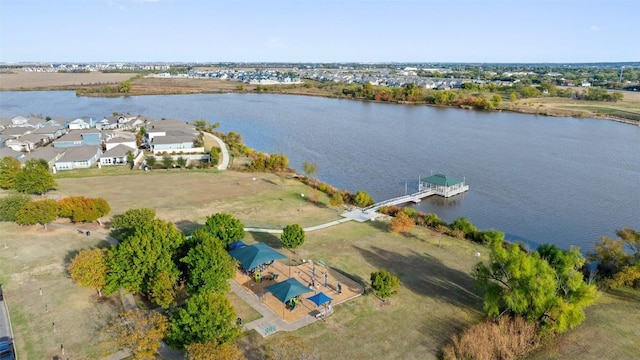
left=306, top=292, right=333, bottom=307
left=228, top=241, right=247, bottom=250
left=228, top=242, right=287, bottom=271
left=265, top=278, right=312, bottom=304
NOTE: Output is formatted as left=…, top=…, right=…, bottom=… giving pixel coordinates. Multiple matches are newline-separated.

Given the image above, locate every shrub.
left=353, top=190, right=374, bottom=207
left=390, top=212, right=415, bottom=234
left=370, top=269, right=400, bottom=300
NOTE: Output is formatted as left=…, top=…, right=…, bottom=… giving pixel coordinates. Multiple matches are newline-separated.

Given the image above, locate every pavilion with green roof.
left=418, top=174, right=469, bottom=198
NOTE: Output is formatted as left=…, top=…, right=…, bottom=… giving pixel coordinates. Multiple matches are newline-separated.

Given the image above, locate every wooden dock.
left=364, top=174, right=469, bottom=213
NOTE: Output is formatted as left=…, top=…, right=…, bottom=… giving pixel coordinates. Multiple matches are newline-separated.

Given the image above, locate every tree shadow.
left=174, top=219, right=202, bottom=234
left=236, top=330, right=269, bottom=360
left=247, top=232, right=282, bottom=249
left=354, top=245, right=482, bottom=309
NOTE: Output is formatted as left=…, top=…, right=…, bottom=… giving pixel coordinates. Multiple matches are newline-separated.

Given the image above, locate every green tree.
left=149, top=269, right=180, bottom=309
left=69, top=248, right=108, bottom=296
left=353, top=190, right=374, bottom=207
left=168, top=291, right=240, bottom=349
left=329, top=192, right=344, bottom=207
left=118, top=80, right=132, bottom=93
left=181, top=228, right=235, bottom=294
left=102, top=309, right=169, bottom=360
left=145, top=155, right=157, bottom=169
left=280, top=224, right=305, bottom=251
left=0, top=192, right=32, bottom=221
left=111, top=208, right=157, bottom=240
left=13, top=159, right=57, bottom=195
left=0, top=156, right=22, bottom=189
left=176, top=156, right=187, bottom=169
left=104, top=216, right=184, bottom=301
left=202, top=213, right=245, bottom=248
left=162, top=155, right=174, bottom=169
left=302, top=161, right=319, bottom=187
left=127, top=151, right=136, bottom=169
left=474, top=240, right=597, bottom=333
left=136, top=127, right=147, bottom=147
left=589, top=227, right=640, bottom=288
left=15, top=198, right=58, bottom=229
left=209, top=147, right=220, bottom=166
left=370, top=269, right=400, bottom=300
left=450, top=217, right=478, bottom=239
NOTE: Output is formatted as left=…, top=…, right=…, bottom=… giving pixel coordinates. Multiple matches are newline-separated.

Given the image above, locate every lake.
left=1, top=91, right=639, bottom=252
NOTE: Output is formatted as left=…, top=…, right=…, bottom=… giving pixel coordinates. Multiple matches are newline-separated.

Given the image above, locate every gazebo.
left=418, top=174, right=469, bottom=198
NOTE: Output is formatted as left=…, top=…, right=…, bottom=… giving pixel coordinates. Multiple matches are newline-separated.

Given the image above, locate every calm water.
left=1, top=91, right=639, bottom=251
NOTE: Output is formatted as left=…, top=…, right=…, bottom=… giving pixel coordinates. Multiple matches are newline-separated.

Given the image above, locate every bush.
left=353, top=190, right=374, bottom=207
left=370, top=269, right=400, bottom=299
left=442, top=316, right=539, bottom=360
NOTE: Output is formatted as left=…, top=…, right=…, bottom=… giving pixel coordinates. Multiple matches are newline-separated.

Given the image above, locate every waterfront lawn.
left=243, top=221, right=488, bottom=359
left=528, top=288, right=640, bottom=360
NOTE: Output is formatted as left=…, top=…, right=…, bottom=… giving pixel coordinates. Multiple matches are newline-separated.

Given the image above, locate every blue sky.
left=0, top=0, right=638, bottom=63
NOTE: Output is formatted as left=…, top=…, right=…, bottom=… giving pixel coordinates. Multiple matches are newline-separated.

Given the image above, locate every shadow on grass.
left=249, top=232, right=282, bottom=249
left=354, top=245, right=482, bottom=309
left=174, top=219, right=202, bottom=234
left=237, top=330, right=269, bottom=359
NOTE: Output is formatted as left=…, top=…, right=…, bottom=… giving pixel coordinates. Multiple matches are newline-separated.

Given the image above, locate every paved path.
left=244, top=209, right=378, bottom=234
left=202, top=132, right=230, bottom=170
left=230, top=281, right=319, bottom=337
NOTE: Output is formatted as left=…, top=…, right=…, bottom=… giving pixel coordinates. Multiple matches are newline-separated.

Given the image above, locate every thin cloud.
left=590, top=25, right=600, bottom=31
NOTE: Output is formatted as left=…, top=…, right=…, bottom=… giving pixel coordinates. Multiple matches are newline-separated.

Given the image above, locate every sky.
left=0, top=0, right=638, bottom=63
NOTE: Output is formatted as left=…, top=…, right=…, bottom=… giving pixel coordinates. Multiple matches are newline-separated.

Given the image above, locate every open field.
left=0, top=71, right=135, bottom=90
left=1, top=169, right=639, bottom=359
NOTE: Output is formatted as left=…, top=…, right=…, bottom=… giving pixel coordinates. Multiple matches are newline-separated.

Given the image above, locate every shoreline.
left=2, top=83, right=639, bottom=126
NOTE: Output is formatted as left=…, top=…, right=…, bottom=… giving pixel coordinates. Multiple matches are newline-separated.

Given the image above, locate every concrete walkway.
left=244, top=209, right=378, bottom=234
left=230, top=281, right=319, bottom=337
left=202, top=132, right=230, bottom=170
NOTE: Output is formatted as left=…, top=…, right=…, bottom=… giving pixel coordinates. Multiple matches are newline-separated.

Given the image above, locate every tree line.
left=69, top=210, right=247, bottom=357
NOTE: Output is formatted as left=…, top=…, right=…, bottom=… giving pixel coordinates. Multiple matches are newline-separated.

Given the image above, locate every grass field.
left=1, top=169, right=639, bottom=359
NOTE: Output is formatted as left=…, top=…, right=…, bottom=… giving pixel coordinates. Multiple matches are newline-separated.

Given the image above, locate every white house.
left=54, top=145, right=102, bottom=171
left=68, top=117, right=93, bottom=130
left=99, top=144, right=139, bottom=166
left=105, top=136, right=136, bottom=151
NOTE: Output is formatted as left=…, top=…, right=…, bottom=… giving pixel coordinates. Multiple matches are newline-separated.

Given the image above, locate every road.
left=0, top=295, right=15, bottom=359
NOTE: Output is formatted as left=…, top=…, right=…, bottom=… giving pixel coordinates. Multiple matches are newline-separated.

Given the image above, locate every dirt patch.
left=0, top=72, right=135, bottom=90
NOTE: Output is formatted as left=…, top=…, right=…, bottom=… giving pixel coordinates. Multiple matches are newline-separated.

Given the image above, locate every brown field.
left=0, top=72, right=135, bottom=90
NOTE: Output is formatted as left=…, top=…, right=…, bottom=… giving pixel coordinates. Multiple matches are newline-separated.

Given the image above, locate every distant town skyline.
left=1, top=0, right=638, bottom=64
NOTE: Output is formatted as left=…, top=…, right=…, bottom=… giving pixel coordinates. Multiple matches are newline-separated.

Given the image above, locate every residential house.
left=106, top=136, right=137, bottom=151
left=68, top=117, right=94, bottom=130
left=53, top=129, right=102, bottom=148
left=20, top=146, right=65, bottom=168
left=2, top=126, right=33, bottom=140
left=54, top=145, right=102, bottom=171
left=4, top=133, right=50, bottom=152
left=0, top=147, right=23, bottom=160
left=151, top=135, right=195, bottom=154
left=99, top=144, right=139, bottom=166
left=33, top=124, right=66, bottom=141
